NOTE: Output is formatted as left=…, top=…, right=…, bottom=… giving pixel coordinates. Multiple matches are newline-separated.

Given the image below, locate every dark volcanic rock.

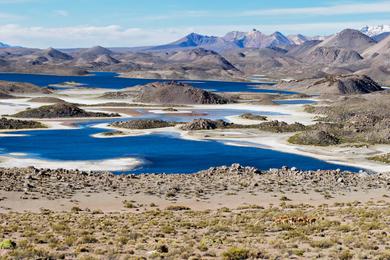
left=273, top=74, right=383, bottom=95
left=180, top=118, right=232, bottom=130
left=12, top=103, right=119, bottom=118
left=257, top=120, right=307, bottom=133
left=0, top=117, right=46, bottom=130
left=333, top=75, right=382, bottom=94
left=111, top=119, right=177, bottom=129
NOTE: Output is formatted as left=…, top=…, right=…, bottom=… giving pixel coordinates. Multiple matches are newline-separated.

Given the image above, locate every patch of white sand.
left=0, top=155, right=142, bottom=171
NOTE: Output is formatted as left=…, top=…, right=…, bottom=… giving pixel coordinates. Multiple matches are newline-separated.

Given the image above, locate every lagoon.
left=0, top=72, right=295, bottom=94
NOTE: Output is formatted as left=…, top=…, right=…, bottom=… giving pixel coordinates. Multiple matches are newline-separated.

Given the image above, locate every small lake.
left=0, top=108, right=360, bottom=173
left=0, top=72, right=296, bottom=94
left=0, top=73, right=356, bottom=173
left=0, top=126, right=359, bottom=174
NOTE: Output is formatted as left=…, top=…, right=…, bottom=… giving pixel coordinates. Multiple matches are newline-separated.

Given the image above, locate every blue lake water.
left=0, top=126, right=359, bottom=174
left=0, top=109, right=359, bottom=173
left=0, top=72, right=295, bottom=94
left=0, top=73, right=357, bottom=173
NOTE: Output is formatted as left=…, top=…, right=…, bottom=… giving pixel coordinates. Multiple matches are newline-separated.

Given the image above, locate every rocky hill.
left=0, top=81, right=51, bottom=94
left=0, top=117, right=46, bottom=129
left=135, top=82, right=231, bottom=104
left=305, top=47, right=363, bottom=65
left=12, top=103, right=119, bottom=118
left=363, top=35, right=390, bottom=58
left=34, top=48, right=73, bottom=62
left=273, top=75, right=383, bottom=95
left=316, top=29, right=376, bottom=53
left=103, top=81, right=231, bottom=105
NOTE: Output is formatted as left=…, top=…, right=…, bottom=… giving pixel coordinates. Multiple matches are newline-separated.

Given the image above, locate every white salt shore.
left=0, top=155, right=142, bottom=172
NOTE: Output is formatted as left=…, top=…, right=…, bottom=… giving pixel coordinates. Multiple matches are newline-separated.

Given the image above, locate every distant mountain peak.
left=0, top=42, right=11, bottom=48
left=36, top=47, right=73, bottom=61
left=150, top=29, right=312, bottom=52
left=361, top=24, right=390, bottom=37
left=317, top=28, right=376, bottom=53
left=361, top=25, right=390, bottom=42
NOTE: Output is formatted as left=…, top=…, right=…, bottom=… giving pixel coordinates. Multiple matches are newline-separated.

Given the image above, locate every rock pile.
left=180, top=118, right=232, bottom=130
left=0, top=164, right=388, bottom=201
left=0, top=118, right=46, bottom=130
left=111, top=119, right=177, bottom=129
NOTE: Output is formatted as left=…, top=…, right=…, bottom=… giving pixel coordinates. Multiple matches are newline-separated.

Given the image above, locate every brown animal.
left=274, top=215, right=317, bottom=226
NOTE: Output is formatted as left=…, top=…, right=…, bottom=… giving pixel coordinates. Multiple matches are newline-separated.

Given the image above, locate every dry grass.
left=0, top=201, right=389, bottom=259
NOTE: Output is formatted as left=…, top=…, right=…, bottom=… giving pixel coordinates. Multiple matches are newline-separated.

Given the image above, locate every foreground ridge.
left=1, top=164, right=388, bottom=201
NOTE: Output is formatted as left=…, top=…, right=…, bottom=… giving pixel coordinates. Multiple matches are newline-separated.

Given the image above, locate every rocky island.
left=12, top=103, right=120, bottom=118
left=102, top=81, right=231, bottom=104
left=0, top=117, right=46, bottom=130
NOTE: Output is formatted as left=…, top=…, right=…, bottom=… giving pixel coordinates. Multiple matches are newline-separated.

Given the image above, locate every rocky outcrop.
left=289, top=129, right=341, bottom=146
left=111, top=119, right=177, bottom=129
left=0, top=117, right=46, bottom=130
left=0, top=81, right=52, bottom=94
left=12, top=103, right=119, bottom=118
left=240, top=113, right=267, bottom=121
left=256, top=120, right=306, bottom=133
left=180, top=119, right=232, bottom=130
left=273, top=75, right=383, bottom=95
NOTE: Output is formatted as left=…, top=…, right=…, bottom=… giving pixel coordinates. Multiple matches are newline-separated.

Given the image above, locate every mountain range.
left=147, top=30, right=321, bottom=52
left=0, top=26, right=389, bottom=85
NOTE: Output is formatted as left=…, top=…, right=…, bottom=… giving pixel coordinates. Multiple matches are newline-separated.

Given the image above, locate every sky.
left=0, top=0, right=390, bottom=48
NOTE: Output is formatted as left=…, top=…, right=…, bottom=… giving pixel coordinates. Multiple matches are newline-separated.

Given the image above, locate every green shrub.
left=0, top=239, right=16, bottom=249
left=222, top=247, right=250, bottom=260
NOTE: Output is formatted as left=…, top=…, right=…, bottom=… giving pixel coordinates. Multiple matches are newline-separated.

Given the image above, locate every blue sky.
left=1, top=0, right=390, bottom=48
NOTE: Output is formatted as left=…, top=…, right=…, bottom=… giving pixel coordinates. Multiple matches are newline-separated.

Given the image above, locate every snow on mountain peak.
left=361, top=25, right=390, bottom=37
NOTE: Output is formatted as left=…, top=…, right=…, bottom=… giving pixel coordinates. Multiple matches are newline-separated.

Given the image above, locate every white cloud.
left=0, top=19, right=390, bottom=48
left=132, top=1, right=390, bottom=21
left=0, top=24, right=187, bottom=48
left=242, top=2, right=390, bottom=16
